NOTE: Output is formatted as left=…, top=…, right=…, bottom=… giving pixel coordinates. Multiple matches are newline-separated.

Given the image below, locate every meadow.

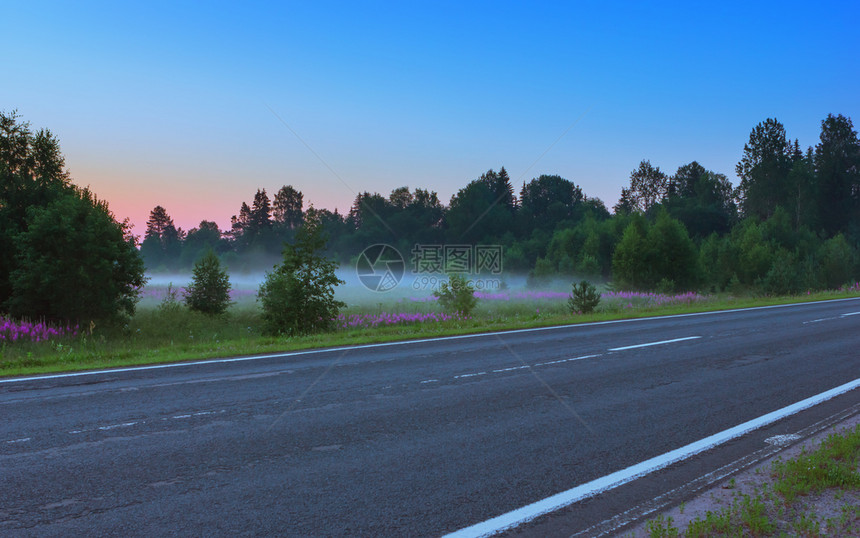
left=2, top=271, right=860, bottom=377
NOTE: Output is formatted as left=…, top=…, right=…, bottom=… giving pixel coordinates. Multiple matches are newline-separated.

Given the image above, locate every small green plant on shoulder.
left=738, top=493, right=774, bottom=535
left=184, top=250, right=232, bottom=315
left=568, top=280, right=601, bottom=314
left=433, top=273, right=477, bottom=315
left=645, top=514, right=679, bottom=537
left=158, top=283, right=183, bottom=313
left=685, top=508, right=734, bottom=537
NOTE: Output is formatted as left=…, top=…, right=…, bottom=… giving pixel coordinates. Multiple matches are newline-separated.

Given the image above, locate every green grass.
left=771, top=424, right=860, bottom=503
left=643, top=424, right=860, bottom=537
left=2, top=287, right=859, bottom=377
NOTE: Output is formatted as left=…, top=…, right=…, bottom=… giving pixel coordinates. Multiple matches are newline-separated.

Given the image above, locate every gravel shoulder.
left=619, top=412, right=860, bottom=537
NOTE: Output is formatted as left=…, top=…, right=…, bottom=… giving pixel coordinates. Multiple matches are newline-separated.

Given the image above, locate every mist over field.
left=141, top=267, right=576, bottom=310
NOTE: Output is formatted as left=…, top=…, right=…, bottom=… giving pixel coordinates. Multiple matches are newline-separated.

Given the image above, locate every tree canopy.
left=0, top=110, right=145, bottom=323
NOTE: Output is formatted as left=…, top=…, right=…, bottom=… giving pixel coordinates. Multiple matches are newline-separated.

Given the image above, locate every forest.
left=142, top=114, right=860, bottom=296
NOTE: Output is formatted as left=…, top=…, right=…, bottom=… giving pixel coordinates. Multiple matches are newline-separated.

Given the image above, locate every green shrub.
left=158, top=283, right=183, bottom=313
left=568, top=280, right=601, bottom=314
left=258, top=210, right=344, bottom=336
left=434, top=273, right=478, bottom=315
left=184, top=250, right=232, bottom=315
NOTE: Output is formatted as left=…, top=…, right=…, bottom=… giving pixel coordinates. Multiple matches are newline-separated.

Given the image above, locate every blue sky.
left=4, top=1, right=858, bottom=233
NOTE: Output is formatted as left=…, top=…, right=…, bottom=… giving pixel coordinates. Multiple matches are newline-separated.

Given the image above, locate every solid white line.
left=4, top=297, right=859, bottom=385
left=608, top=336, right=701, bottom=352
left=443, top=376, right=860, bottom=538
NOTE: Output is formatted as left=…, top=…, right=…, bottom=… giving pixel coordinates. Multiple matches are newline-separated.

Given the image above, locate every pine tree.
left=184, top=250, right=232, bottom=315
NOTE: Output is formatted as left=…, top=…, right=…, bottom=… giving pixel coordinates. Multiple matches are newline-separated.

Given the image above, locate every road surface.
left=2, top=298, right=859, bottom=536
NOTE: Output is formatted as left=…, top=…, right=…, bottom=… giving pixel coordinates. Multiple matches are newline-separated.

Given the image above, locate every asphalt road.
left=2, top=298, right=860, bottom=536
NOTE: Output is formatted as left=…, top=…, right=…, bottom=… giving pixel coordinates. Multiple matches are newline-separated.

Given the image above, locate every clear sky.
left=4, top=1, right=858, bottom=235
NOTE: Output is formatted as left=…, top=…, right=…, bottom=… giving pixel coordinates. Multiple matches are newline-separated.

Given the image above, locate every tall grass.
left=2, top=284, right=860, bottom=377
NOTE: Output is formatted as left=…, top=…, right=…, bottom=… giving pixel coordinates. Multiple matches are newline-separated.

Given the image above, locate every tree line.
left=3, top=110, right=859, bottom=326
left=143, top=114, right=860, bottom=294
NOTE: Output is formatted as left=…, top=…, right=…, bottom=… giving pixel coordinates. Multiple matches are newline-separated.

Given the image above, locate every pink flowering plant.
left=0, top=317, right=79, bottom=344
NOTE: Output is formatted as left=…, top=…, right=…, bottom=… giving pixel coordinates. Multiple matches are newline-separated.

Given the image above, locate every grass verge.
left=2, top=288, right=860, bottom=378
left=643, top=424, right=860, bottom=537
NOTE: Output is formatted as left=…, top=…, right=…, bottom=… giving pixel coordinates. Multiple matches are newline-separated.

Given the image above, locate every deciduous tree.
left=258, top=208, right=345, bottom=335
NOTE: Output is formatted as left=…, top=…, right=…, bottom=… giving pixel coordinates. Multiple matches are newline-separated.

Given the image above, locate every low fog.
left=142, top=266, right=587, bottom=309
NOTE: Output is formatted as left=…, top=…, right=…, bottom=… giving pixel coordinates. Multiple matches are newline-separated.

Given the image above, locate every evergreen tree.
left=478, top=167, right=517, bottom=212
left=184, top=250, right=232, bottom=315
left=141, top=205, right=183, bottom=269
left=814, top=114, right=860, bottom=236
left=250, top=188, right=272, bottom=233
left=145, top=206, right=175, bottom=240
left=735, top=118, right=793, bottom=220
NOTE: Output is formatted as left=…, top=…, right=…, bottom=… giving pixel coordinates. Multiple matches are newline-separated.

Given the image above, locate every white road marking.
left=492, top=366, right=530, bottom=373
left=5, top=297, right=860, bottom=385
left=803, top=318, right=830, bottom=324
left=66, top=410, right=224, bottom=434
left=420, top=379, right=439, bottom=384
left=455, top=372, right=487, bottom=379
left=443, top=376, right=860, bottom=538
left=98, top=422, right=138, bottom=430
left=5, top=437, right=30, bottom=444
left=840, top=311, right=860, bottom=317
left=765, top=433, right=802, bottom=446
left=608, top=336, right=701, bottom=352
left=534, top=354, right=600, bottom=367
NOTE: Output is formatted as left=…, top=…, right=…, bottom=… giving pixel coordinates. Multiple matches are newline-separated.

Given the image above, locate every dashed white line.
left=534, top=354, right=601, bottom=367
left=608, top=336, right=701, bottom=352
left=420, top=379, right=439, bottom=384
left=6, top=297, right=858, bottom=385
left=66, top=410, right=225, bottom=434
left=98, top=422, right=138, bottom=431
left=492, top=366, right=530, bottom=373
left=803, top=318, right=830, bottom=324
left=5, top=437, right=30, bottom=444
left=840, top=311, right=860, bottom=317
left=455, top=372, right=487, bottom=379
